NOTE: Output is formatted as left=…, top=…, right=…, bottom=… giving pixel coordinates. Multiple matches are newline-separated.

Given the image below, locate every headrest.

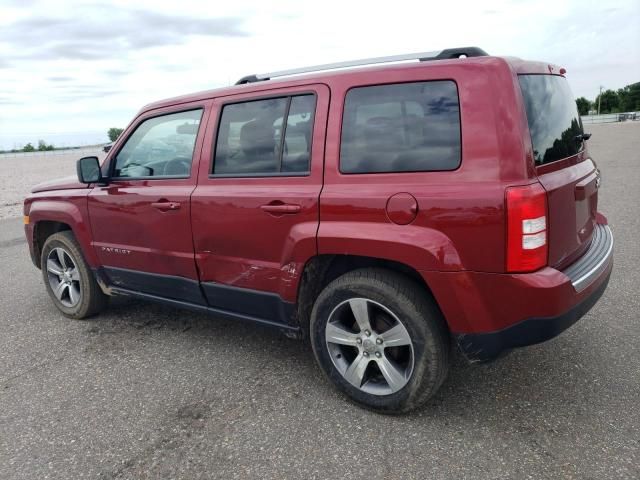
left=240, top=120, right=275, bottom=156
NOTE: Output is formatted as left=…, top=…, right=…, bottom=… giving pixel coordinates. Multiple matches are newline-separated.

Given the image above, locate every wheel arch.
left=28, top=199, right=98, bottom=268
left=33, top=220, right=72, bottom=267
left=295, top=254, right=447, bottom=338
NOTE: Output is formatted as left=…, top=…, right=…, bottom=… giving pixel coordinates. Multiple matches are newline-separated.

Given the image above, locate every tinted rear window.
left=518, top=75, right=584, bottom=166
left=340, top=81, right=461, bottom=173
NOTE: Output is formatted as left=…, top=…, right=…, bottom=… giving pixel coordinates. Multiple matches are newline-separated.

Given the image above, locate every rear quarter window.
left=518, top=75, right=584, bottom=166
left=340, top=80, right=461, bottom=173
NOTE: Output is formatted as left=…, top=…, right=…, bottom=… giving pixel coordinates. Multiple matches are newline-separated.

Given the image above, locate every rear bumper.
left=562, top=224, right=613, bottom=292
left=455, top=268, right=611, bottom=362
left=421, top=222, right=613, bottom=362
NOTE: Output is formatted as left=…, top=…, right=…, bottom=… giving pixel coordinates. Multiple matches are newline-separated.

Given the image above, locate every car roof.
left=141, top=55, right=563, bottom=113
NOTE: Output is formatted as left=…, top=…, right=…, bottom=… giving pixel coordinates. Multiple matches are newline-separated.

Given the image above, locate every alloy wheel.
left=325, top=298, right=414, bottom=396
left=46, top=247, right=82, bottom=308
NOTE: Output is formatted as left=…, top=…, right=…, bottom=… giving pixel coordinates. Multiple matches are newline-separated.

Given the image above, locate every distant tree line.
left=0, top=140, right=56, bottom=153
left=1, top=128, right=124, bottom=154
left=576, top=81, right=640, bottom=116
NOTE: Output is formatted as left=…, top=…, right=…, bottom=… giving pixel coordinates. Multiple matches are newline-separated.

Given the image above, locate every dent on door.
left=191, top=85, right=329, bottom=323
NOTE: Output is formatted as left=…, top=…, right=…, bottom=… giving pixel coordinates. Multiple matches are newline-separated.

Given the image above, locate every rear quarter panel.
left=319, top=57, right=534, bottom=273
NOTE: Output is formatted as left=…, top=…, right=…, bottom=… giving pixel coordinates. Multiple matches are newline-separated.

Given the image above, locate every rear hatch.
left=519, top=74, right=598, bottom=269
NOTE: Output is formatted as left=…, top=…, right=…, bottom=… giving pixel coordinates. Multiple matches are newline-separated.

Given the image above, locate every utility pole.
left=597, top=85, right=603, bottom=115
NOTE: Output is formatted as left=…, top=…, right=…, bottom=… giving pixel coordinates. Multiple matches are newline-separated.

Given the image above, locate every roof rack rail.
left=236, top=47, right=488, bottom=85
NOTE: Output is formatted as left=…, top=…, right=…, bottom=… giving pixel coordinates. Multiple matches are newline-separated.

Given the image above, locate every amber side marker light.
left=23, top=215, right=30, bottom=225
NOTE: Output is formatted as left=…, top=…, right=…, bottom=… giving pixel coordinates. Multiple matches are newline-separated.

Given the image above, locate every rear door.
left=191, top=84, right=329, bottom=323
left=519, top=74, right=599, bottom=268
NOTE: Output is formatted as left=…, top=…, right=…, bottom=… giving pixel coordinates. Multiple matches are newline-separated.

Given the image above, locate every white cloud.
left=0, top=0, right=638, bottom=149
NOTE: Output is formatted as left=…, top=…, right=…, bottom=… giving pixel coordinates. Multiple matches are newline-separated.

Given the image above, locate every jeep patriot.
left=24, top=47, right=613, bottom=412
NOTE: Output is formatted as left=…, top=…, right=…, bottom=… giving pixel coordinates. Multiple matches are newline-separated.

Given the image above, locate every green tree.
left=22, top=143, right=35, bottom=152
left=617, top=87, right=629, bottom=112
left=108, top=128, right=124, bottom=142
left=629, top=82, right=640, bottom=111
left=575, top=97, right=591, bottom=116
left=37, top=140, right=54, bottom=151
left=617, top=82, right=640, bottom=112
left=595, top=89, right=620, bottom=114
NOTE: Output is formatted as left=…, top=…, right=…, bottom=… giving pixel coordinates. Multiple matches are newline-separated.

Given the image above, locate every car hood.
left=31, top=176, right=88, bottom=193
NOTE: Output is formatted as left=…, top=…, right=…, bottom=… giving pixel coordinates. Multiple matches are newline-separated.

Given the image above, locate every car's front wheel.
left=310, top=268, right=450, bottom=413
left=41, top=231, right=107, bottom=319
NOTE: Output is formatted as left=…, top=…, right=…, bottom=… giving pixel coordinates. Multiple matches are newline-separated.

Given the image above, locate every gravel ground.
left=0, top=122, right=638, bottom=479
left=0, top=149, right=105, bottom=219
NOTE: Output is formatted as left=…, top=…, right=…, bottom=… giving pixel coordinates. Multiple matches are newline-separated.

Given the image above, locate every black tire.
left=310, top=268, right=450, bottom=413
left=41, top=231, right=108, bottom=319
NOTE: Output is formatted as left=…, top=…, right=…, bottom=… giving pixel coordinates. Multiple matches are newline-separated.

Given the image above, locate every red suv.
left=24, top=48, right=613, bottom=412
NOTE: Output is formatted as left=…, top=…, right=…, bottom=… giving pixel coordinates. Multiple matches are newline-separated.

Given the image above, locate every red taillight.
left=506, top=183, right=548, bottom=272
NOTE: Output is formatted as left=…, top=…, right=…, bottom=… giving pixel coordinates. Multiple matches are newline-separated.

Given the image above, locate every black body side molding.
left=201, top=282, right=296, bottom=327
left=94, top=267, right=299, bottom=335
left=102, top=266, right=207, bottom=305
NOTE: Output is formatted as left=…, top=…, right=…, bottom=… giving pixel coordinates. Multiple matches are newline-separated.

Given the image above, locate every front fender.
left=26, top=194, right=98, bottom=267
left=317, top=222, right=463, bottom=271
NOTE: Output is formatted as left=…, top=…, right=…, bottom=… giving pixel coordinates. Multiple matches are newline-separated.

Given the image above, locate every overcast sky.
left=1, top=0, right=638, bottom=149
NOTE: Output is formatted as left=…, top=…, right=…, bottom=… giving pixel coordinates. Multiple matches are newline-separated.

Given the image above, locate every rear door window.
left=518, top=75, right=584, bottom=166
left=282, top=95, right=316, bottom=173
left=340, top=81, right=461, bottom=173
left=213, top=94, right=316, bottom=176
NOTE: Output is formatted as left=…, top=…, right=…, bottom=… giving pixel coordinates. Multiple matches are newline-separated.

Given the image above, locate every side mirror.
left=76, top=156, right=103, bottom=184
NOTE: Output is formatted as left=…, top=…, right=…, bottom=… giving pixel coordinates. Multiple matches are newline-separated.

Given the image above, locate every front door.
left=88, top=102, right=210, bottom=304
left=191, top=85, right=329, bottom=324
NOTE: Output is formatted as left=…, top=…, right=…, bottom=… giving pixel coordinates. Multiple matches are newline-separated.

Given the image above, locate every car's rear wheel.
left=41, top=231, right=107, bottom=319
left=310, top=268, right=450, bottom=413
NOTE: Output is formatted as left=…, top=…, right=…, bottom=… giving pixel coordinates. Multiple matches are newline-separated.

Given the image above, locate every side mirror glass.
left=76, top=156, right=102, bottom=184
